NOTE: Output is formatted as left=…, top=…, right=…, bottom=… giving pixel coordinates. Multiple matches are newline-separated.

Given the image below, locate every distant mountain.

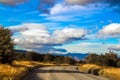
left=15, top=50, right=89, bottom=60
left=52, top=53, right=89, bottom=60
left=15, top=50, right=27, bottom=53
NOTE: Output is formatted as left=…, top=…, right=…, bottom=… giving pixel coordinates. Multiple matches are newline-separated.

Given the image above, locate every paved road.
left=23, top=66, right=109, bottom=80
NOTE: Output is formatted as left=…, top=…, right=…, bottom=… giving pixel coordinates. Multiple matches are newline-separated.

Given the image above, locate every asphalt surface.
left=23, top=66, right=109, bottom=80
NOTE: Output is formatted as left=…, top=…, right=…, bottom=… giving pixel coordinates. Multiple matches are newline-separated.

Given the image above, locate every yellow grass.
left=79, top=64, right=101, bottom=73
left=79, top=64, right=120, bottom=80
left=0, top=61, right=55, bottom=80
left=99, top=68, right=120, bottom=80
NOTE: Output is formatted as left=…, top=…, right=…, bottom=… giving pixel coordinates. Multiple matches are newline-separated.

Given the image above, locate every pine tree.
left=0, top=27, right=14, bottom=64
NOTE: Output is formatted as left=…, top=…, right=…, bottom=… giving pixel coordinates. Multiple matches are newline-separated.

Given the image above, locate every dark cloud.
left=0, top=0, right=28, bottom=5
left=65, top=0, right=98, bottom=5
left=0, top=0, right=56, bottom=13
left=65, top=0, right=120, bottom=8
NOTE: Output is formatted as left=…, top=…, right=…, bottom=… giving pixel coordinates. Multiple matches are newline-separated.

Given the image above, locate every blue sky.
left=1, top=0, right=120, bottom=54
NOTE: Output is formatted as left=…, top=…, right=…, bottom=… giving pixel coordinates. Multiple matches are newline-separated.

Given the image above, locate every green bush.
left=85, top=51, right=119, bottom=67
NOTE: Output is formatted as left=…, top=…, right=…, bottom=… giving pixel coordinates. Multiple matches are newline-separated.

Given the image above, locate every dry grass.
left=79, top=64, right=101, bottom=74
left=79, top=64, right=120, bottom=80
left=0, top=61, right=55, bottom=80
left=99, top=68, right=120, bottom=80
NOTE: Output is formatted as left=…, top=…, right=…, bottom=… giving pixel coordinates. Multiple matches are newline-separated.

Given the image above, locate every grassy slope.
left=79, top=64, right=120, bottom=80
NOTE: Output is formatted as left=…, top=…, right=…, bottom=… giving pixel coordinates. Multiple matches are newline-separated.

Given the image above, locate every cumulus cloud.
left=98, top=23, right=120, bottom=38
left=53, top=28, right=86, bottom=43
left=9, top=23, right=46, bottom=33
left=9, top=23, right=87, bottom=53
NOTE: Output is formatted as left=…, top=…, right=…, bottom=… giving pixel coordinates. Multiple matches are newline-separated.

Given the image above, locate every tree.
left=117, top=59, right=120, bottom=68
left=44, top=53, right=54, bottom=62
left=64, top=56, right=75, bottom=65
left=0, top=27, right=14, bottom=64
left=25, top=51, right=37, bottom=60
left=85, top=53, right=99, bottom=64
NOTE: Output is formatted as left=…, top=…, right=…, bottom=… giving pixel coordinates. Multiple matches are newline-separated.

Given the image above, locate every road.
left=23, top=66, right=109, bottom=80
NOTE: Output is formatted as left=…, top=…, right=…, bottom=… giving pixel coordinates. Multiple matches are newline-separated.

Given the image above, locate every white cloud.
left=50, top=4, right=86, bottom=15
left=9, top=23, right=47, bottom=33
left=53, top=28, right=86, bottom=43
left=48, top=3, right=106, bottom=21
left=98, top=23, right=120, bottom=38
left=62, top=42, right=118, bottom=54
left=9, top=23, right=87, bottom=53
left=108, top=45, right=120, bottom=51
left=50, top=3, right=102, bottom=15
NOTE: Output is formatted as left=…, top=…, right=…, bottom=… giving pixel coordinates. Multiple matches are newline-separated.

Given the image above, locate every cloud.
left=108, top=45, right=120, bottom=51
left=1, top=0, right=120, bottom=14
left=62, top=42, right=118, bottom=53
left=0, top=0, right=56, bottom=13
left=53, top=28, right=86, bottom=43
left=98, top=23, right=120, bottom=38
left=65, top=0, right=120, bottom=12
left=50, top=3, right=103, bottom=15
left=48, top=3, right=104, bottom=21
left=9, top=23, right=46, bottom=33
left=65, top=0, right=98, bottom=5
left=65, top=0, right=120, bottom=6
left=0, top=0, right=27, bottom=5
left=9, top=23, right=87, bottom=53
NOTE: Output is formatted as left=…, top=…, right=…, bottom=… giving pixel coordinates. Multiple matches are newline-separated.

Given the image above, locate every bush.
left=85, top=51, right=119, bottom=67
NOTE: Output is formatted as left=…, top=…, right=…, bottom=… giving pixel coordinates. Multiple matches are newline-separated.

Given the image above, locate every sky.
left=0, top=0, right=120, bottom=54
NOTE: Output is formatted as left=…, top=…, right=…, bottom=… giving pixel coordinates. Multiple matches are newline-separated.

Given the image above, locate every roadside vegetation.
left=79, top=51, right=120, bottom=80
left=0, top=27, right=76, bottom=80
left=0, top=61, right=43, bottom=80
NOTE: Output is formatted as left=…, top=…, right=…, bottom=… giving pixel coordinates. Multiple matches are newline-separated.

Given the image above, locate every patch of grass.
left=0, top=61, right=55, bottom=80
left=99, top=68, right=120, bottom=80
left=79, top=64, right=120, bottom=80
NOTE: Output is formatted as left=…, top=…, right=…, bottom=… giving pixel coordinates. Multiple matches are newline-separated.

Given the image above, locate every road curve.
left=23, top=66, right=109, bottom=80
